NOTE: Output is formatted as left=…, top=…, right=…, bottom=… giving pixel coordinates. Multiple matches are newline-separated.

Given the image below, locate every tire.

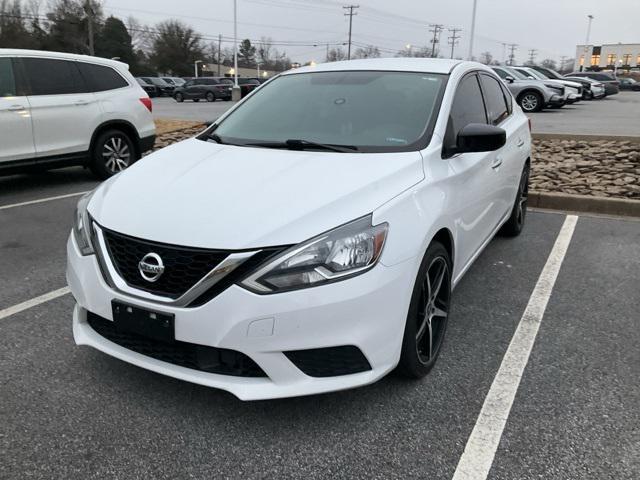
left=175, top=92, right=184, bottom=103
left=499, top=163, right=530, bottom=237
left=397, top=241, right=452, bottom=379
left=89, top=129, right=136, bottom=180
left=205, top=91, right=215, bottom=102
left=518, top=91, right=543, bottom=112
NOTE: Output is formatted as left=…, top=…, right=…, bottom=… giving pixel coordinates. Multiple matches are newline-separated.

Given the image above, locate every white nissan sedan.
left=67, top=58, right=532, bottom=400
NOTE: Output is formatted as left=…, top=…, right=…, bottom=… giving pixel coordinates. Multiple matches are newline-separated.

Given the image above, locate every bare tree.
left=353, top=45, right=380, bottom=59
left=327, top=46, right=346, bottom=62
left=480, top=51, right=493, bottom=65
left=540, top=58, right=557, bottom=70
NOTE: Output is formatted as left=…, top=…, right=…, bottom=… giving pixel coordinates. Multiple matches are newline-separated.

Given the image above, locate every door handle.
left=491, top=156, right=503, bottom=169
left=7, top=104, right=26, bottom=112
left=516, top=138, right=525, bottom=148
left=74, top=100, right=90, bottom=106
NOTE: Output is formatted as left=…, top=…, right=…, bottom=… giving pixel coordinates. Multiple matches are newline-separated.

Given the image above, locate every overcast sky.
left=102, top=0, right=639, bottom=64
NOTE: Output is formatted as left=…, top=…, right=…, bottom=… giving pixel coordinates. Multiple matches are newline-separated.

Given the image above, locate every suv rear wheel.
left=90, top=129, right=136, bottom=179
left=174, top=92, right=184, bottom=102
left=205, top=91, right=215, bottom=102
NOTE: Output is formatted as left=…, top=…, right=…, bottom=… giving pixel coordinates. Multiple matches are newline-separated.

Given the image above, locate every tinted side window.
left=498, top=80, right=513, bottom=114
left=450, top=74, right=487, bottom=136
left=480, top=74, right=509, bottom=125
left=492, top=68, right=509, bottom=80
left=0, top=57, right=16, bottom=97
left=77, top=62, right=128, bottom=92
left=21, top=58, right=86, bottom=95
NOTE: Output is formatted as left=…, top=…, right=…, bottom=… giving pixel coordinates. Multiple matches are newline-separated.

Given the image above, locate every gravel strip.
left=532, top=140, right=640, bottom=199
left=150, top=129, right=640, bottom=201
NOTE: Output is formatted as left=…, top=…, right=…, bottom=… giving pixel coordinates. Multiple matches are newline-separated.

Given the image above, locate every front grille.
left=102, top=228, right=229, bottom=299
left=87, top=312, right=267, bottom=377
left=285, top=346, right=372, bottom=378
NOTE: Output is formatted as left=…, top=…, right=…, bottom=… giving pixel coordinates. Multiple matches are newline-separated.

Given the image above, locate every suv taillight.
left=139, top=97, right=153, bottom=113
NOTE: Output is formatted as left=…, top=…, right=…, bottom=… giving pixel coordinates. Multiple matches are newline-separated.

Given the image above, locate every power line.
left=429, top=24, right=444, bottom=58
left=343, top=5, right=359, bottom=60
left=447, top=28, right=462, bottom=59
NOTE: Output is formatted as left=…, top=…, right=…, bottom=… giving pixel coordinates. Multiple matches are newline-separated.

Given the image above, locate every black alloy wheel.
left=398, top=241, right=452, bottom=378
left=500, top=163, right=530, bottom=237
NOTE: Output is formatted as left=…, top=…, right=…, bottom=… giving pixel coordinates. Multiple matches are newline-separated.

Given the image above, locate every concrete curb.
left=532, top=133, right=640, bottom=144
left=529, top=191, right=640, bottom=218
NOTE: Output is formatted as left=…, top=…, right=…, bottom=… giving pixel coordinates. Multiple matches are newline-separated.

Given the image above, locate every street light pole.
left=581, top=15, right=594, bottom=72
left=232, top=0, right=241, bottom=101
left=194, top=60, right=202, bottom=78
left=467, top=0, right=478, bottom=61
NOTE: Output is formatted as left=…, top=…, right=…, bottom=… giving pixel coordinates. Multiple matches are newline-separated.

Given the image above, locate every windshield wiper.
left=205, top=132, right=226, bottom=144
left=243, top=139, right=357, bottom=153
left=285, top=139, right=358, bottom=153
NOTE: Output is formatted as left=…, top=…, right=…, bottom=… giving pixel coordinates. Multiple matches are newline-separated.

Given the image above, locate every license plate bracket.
left=112, top=300, right=175, bottom=342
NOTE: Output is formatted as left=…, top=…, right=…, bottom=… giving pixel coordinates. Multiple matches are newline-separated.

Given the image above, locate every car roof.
left=283, top=58, right=467, bottom=75
left=0, top=48, right=128, bottom=69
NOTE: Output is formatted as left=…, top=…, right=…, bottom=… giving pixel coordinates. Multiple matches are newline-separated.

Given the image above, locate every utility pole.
left=232, top=0, right=240, bottom=100
left=429, top=24, right=444, bottom=58
left=84, top=1, right=95, bottom=56
left=468, top=0, right=478, bottom=60
left=502, top=42, right=508, bottom=64
left=580, top=14, right=594, bottom=72
left=507, top=43, right=518, bottom=66
left=217, top=34, right=222, bottom=76
left=447, top=28, right=461, bottom=59
left=343, top=5, right=359, bottom=60
left=527, top=49, right=537, bottom=65
left=559, top=55, right=567, bottom=73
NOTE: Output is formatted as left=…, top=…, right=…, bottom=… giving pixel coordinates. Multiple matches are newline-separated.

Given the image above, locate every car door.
left=20, top=57, right=101, bottom=159
left=443, top=73, right=504, bottom=271
left=0, top=57, right=35, bottom=164
left=478, top=72, right=525, bottom=220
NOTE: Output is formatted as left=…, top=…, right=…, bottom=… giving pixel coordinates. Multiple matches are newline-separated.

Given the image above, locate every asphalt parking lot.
left=1, top=172, right=639, bottom=479
left=152, top=91, right=640, bottom=136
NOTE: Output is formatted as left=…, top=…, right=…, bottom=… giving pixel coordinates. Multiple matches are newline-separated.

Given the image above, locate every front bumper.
left=67, top=234, right=416, bottom=400
left=547, top=94, right=565, bottom=106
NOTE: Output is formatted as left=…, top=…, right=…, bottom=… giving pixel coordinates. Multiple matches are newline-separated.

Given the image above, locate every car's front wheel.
left=398, top=241, right=452, bottom=378
left=90, top=129, right=136, bottom=179
left=518, top=91, right=543, bottom=112
left=205, top=91, right=215, bottom=102
left=500, top=163, right=530, bottom=237
left=175, top=92, right=184, bottom=102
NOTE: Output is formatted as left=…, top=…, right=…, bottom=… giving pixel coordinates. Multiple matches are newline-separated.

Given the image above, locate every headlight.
left=73, top=192, right=95, bottom=256
left=241, top=215, right=388, bottom=293
left=544, top=83, right=562, bottom=92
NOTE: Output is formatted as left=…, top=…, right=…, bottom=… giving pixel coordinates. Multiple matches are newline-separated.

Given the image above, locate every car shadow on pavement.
left=0, top=167, right=99, bottom=202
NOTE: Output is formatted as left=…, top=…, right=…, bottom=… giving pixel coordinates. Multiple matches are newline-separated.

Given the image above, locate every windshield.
left=503, top=67, right=528, bottom=80
left=210, top=71, right=446, bottom=152
left=147, top=78, right=168, bottom=86
left=521, top=69, right=546, bottom=81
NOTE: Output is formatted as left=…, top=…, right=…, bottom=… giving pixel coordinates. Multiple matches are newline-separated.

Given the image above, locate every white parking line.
left=452, top=214, right=579, bottom=480
left=0, top=287, right=70, bottom=321
left=0, top=191, right=89, bottom=211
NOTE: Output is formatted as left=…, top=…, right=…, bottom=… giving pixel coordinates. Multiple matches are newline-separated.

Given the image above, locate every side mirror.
left=505, top=75, right=515, bottom=83
left=455, top=124, right=506, bottom=154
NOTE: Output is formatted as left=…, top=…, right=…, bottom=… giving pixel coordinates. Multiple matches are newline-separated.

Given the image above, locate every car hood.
left=88, top=139, right=424, bottom=249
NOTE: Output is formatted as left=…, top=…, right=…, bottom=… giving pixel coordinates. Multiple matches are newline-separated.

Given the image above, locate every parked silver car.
left=513, top=67, right=582, bottom=105
left=491, top=66, right=564, bottom=112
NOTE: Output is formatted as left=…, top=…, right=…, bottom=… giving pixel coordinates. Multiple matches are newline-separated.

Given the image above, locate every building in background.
left=574, top=43, right=640, bottom=71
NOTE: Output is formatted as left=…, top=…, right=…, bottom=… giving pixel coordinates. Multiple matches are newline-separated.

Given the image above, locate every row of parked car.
left=135, top=76, right=265, bottom=102
left=491, top=65, right=627, bottom=113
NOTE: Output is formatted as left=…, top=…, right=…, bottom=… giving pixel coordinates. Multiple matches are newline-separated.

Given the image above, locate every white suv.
left=0, top=49, right=155, bottom=179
